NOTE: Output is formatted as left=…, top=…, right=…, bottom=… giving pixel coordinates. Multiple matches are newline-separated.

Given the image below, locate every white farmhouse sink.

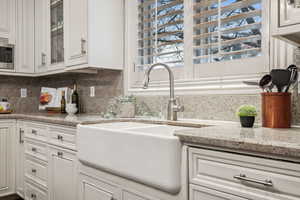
left=77, top=122, right=192, bottom=194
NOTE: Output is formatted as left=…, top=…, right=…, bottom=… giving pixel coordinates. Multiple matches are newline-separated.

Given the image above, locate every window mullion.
left=217, top=0, right=221, bottom=59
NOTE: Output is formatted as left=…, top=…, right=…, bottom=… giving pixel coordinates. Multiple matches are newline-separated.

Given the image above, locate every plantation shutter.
left=193, top=0, right=264, bottom=68
left=137, top=0, right=184, bottom=72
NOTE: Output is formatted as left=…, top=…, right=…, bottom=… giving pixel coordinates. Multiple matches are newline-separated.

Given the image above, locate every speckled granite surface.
left=1, top=113, right=300, bottom=160
left=175, top=125, right=300, bottom=160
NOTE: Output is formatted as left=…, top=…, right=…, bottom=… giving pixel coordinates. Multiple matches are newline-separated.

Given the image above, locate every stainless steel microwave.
left=0, top=39, right=14, bottom=70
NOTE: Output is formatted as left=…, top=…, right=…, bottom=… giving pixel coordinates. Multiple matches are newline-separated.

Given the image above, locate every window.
left=193, top=0, right=262, bottom=65
left=125, top=0, right=270, bottom=92
left=138, top=0, right=184, bottom=71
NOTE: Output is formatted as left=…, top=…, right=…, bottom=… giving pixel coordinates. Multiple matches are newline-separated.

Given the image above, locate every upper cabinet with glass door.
left=50, top=0, right=64, bottom=70
left=34, top=0, right=124, bottom=73
left=271, top=0, right=300, bottom=46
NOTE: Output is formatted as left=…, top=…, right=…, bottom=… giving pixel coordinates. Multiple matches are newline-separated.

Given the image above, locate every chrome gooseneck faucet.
left=142, top=63, right=184, bottom=121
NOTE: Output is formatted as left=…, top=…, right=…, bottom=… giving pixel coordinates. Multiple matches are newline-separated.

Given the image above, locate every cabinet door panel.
left=279, top=0, right=300, bottom=26
left=0, top=0, right=16, bottom=43
left=83, top=183, right=113, bottom=200
left=0, top=122, right=15, bottom=197
left=16, top=0, right=35, bottom=73
left=16, top=125, right=25, bottom=198
left=190, top=184, right=249, bottom=200
left=64, top=0, right=87, bottom=67
left=35, top=0, right=50, bottom=72
left=49, top=147, right=77, bottom=200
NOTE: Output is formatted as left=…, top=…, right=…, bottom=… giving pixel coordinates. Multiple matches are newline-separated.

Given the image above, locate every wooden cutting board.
left=0, top=110, right=13, bottom=114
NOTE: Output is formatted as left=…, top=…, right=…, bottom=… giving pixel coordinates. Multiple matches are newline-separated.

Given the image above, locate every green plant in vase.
left=236, top=105, right=257, bottom=128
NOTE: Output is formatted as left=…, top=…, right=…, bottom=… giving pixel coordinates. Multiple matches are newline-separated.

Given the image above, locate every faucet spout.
left=143, top=63, right=175, bottom=100
left=142, top=63, right=183, bottom=121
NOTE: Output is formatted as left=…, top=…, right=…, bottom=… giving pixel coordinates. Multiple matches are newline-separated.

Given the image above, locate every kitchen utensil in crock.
left=270, top=69, right=291, bottom=92
left=284, top=64, right=299, bottom=92
left=259, top=74, right=272, bottom=92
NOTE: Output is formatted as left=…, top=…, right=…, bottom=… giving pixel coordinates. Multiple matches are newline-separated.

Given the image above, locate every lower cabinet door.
left=16, top=123, right=25, bottom=198
left=0, top=121, right=15, bottom=197
left=78, top=173, right=119, bottom=200
left=48, top=146, right=77, bottom=200
left=24, top=181, right=48, bottom=200
left=190, top=184, right=250, bottom=200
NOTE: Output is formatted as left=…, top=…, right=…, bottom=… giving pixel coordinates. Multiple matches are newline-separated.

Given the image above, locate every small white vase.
left=66, top=103, right=78, bottom=116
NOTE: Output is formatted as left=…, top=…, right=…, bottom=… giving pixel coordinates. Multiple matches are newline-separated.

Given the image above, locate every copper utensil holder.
left=261, top=93, right=291, bottom=128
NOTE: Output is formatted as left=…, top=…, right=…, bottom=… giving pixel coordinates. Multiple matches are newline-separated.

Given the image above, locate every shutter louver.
left=193, top=0, right=262, bottom=65
left=138, top=0, right=184, bottom=71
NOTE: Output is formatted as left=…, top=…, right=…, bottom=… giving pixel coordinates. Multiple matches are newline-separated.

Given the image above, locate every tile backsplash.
left=0, top=69, right=123, bottom=114
left=0, top=66, right=299, bottom=125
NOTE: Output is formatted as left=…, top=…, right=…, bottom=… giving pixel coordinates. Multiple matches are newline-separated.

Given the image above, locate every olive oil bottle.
left=61, top=91, right=66, bottom=113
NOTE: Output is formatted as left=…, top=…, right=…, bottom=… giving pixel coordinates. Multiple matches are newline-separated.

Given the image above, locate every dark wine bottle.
left=71, top=83, right=79, bottom=114
left=61, top=91, right=66, bottom=114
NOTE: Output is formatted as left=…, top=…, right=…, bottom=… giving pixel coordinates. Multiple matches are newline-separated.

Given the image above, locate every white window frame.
left=124, top=0, right=293, bottom=95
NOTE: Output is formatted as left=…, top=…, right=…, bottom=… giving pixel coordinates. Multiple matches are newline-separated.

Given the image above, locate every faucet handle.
left=174, top=97, right=184, bottom=112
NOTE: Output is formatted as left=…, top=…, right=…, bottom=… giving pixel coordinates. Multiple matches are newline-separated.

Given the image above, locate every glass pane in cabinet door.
left=279, top=0, right=300, bottom=26
left=50, top=0, right=64, bottom=64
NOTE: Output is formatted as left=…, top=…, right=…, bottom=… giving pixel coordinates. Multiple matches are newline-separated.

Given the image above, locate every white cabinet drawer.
left=189, top=148, right=300, bottom=199
left=25, top=140, right=47, bottom=161
left=25, top=123, right=48, bottom=142
left=25, top=181, right=48, bottom=200
left=25, top=157, right=48, bottom=188
left=48, top=126, right=76, bottom=150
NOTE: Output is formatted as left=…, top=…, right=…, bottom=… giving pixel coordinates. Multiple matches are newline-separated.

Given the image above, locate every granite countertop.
left=175, top=125, right=300, bottom=160
left=0, top=113, right=111, bottom=127
left=1, top=113, right=300, bottom=160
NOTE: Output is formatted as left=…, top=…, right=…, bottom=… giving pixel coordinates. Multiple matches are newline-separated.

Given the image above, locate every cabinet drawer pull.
left=81, top=38, right=87, bottom=54
left=31, top=168, right=37, bottom=173
left=31, top=193, right=37, bottom=199
left=31, top=147, right=37, bottom=152
left=41, top=53, right=46, bottom=65
left=233, top=174, right=273, bottom=187
left=57, top=151, right=63, bottom=157
left=31, top=129, right=37, bottom=135
left=57, top=135, right=63, bottom=141
left=19, top=129, right=24, bottom=144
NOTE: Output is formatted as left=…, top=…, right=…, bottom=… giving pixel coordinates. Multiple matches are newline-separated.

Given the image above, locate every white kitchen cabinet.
left=64, top=0, right=88, bottom=67
left=48, top=145, right=77, bottom=200
left=0, top=0, right=16, bottom=44
left=64, top=0, right=124, bottom=70
left=16, top=122, right=25, bottom=198
left=0, top=120, right=16, bottom=197
left=272, top=0, right=300, bottom=46
left=16, top=0, right=35, bottom=74
left=34, top=0, right=50, bottom=73
left=188, top=147, right=300, bottom=200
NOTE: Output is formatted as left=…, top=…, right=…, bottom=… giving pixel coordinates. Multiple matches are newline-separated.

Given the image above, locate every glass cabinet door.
left=50, top=0, right=64, bottom=64
left=279, top=0, right=300, bottom=27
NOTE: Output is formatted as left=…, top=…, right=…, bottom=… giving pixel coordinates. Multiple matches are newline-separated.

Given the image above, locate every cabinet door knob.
left=31, top=193, right=37, bottom=199
left=32, top=168, right=37, bottom=173
left=57, top=151, right=63, bottom=157
left=57, top=135, right=63, bottom=141
left=81, top=38, right=87, bottom=54
left=31, top=147, right=37, bottom=152
left=31, top=129, right=37, bottom=135
left=41, top=53, right=46, bottom=65
left=19, top=129, right=24, bottom=144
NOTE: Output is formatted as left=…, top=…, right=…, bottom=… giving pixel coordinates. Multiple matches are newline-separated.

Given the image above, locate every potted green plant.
left=236, top=105, right=257, bottom=128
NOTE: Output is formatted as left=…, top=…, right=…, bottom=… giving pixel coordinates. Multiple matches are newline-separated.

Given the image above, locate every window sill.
left=127, top=73, right=265, bottom=95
